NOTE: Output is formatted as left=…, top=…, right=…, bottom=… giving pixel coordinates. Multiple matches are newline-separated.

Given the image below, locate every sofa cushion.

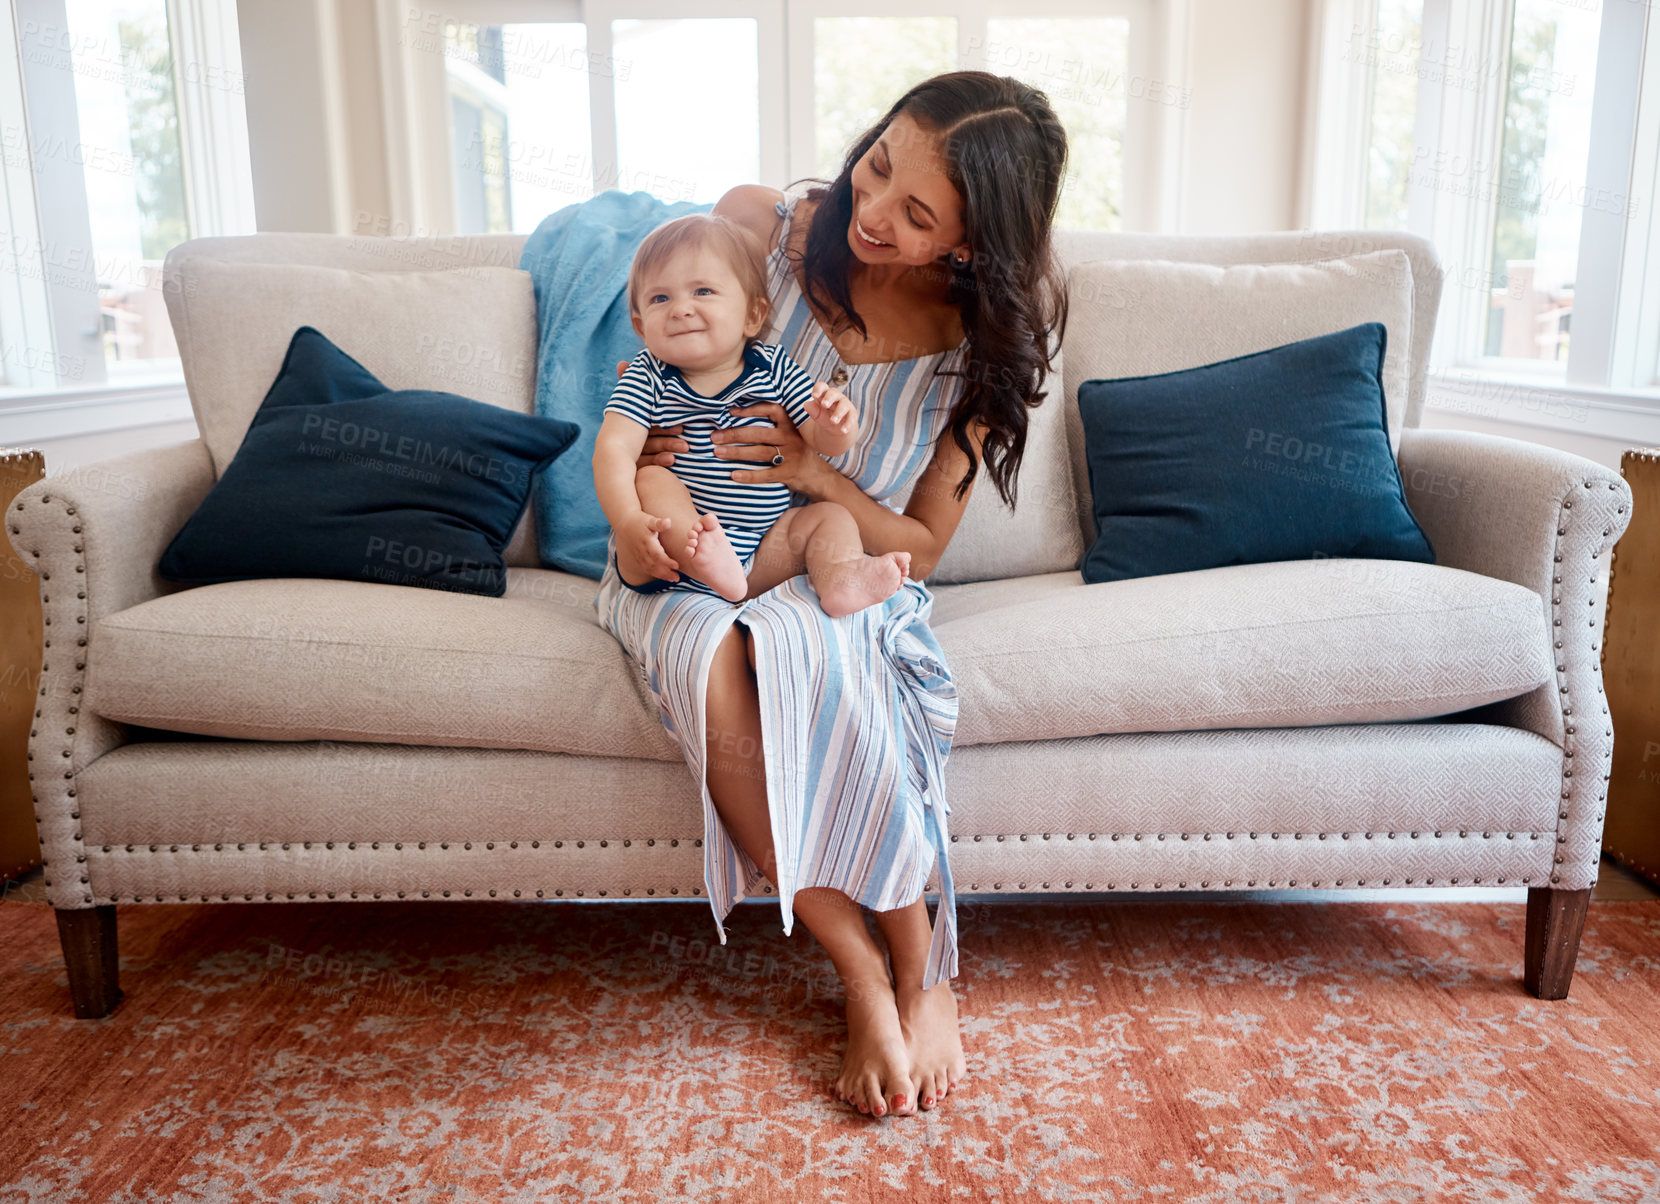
left=1060, top=250, right=1415, bottom=548
left=87, top=560, right=1549, bottom=757
left=73, top=723, right=1557, bottom=856
left=85, top=570, right=682, bottom=761
left=930, top=558, right=1553, bottom=747
left=1077, top=322, right=1433, bottom=583
left=893, top=341, right=1085, bottom=585
left=158, top=326, right=580, bottom=597
left=172, top=257, right=546, bottom=567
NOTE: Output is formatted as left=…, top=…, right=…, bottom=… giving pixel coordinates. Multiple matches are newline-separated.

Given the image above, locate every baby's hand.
left=621, top=510, right=680, bottom=582
left=806, top=381, right=858, bottom=439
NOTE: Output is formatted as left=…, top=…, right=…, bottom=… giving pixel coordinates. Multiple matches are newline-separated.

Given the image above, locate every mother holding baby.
left=592, top=70, right=1068, bottom=1118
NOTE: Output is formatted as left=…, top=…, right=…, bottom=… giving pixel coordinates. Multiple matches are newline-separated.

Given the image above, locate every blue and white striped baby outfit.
left=605, top=341, right=816, bottom=587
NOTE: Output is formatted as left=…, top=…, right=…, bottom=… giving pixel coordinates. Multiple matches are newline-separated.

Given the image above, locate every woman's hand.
left=618, top=359, right=688, bottom=468
left=711, top=402, right=832, bottom=495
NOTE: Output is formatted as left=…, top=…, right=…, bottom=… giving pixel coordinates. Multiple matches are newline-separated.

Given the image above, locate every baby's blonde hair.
left=627, top=213, right=771, bottom=342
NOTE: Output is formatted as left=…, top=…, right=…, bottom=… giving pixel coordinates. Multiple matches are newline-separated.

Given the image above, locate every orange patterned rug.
left=2, top=895, right=1658, bottom=1202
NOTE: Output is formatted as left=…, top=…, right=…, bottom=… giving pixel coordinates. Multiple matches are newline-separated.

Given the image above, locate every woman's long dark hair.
left=788, top=71, right=1069, bottom=508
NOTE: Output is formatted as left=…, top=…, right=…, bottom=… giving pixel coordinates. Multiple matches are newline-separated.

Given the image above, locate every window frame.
left=1310, top=0, right=1660, bottom=423
left=1606, top=0, right=1660, bottom=394
left=0, top=0, right=256, bottom=403
left=784, top=0, right=969, bottom=189
left=590, top=0, right=787, bottom=197
left=0, top=4, right=58, bottom=392
left=443, top=38, right=514, bottom=232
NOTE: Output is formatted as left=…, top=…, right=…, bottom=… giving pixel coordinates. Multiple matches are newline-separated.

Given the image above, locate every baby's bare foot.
left=682, top=513, right=748, bottom=602
left=815, top=551, right=910, bottom=619
left=897, top=979, right=965, bottom=1111
left=835, top=974, right=916, bottom=1118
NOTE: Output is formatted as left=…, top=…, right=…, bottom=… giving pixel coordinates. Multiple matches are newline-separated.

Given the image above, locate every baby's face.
left=631, top=244, right=764, bottom=374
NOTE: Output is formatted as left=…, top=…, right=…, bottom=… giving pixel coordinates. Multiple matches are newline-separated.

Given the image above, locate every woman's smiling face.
left=846, top=112, right=967, bottom=268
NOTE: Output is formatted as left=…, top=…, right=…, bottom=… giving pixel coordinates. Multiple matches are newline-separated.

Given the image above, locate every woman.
left=594, top=71, right=1068, bottom=1118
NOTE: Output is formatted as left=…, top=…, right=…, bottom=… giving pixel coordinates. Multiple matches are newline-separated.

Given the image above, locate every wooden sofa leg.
left=1524, top=886, right=1592, bottom=1000
left=54, top=905, right=124, bottom=1019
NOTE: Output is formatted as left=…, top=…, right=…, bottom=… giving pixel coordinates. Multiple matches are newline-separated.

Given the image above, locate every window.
left=1360, top=0, right=1421, bottom=232
left=64, top=0, right=192, bottom=367
left=1479, top=0, right=1600, bottom=367
left=973, top=17, right=1133, bottom=232
left=446, top=20, right=598, bottom=234
left=437, top=0, right=1180, bottom=239
left=1319, top=0, right=1656, bottom=399
left=813, top=18, right=957, bottom=178
left=446, top=22, right=513, bottom=234
left=613, top=18, right=760, bottom=205
left=0, top=0, right=254, bottom=395
left=795, top=0, right=1166, bottom=230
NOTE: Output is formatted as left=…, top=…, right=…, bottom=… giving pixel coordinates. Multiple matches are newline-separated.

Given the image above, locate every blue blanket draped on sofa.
left=519, top=189, right=712, bottom=577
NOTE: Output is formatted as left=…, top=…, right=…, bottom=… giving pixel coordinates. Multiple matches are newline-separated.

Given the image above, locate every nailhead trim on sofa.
left=79, top=826, right=1544, bottom=903
left=15, top=491, right=94, bottom=906
left=1545, top=481, right=1624, bottom=887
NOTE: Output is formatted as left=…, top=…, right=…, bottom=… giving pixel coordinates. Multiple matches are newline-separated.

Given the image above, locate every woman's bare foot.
left=896, top=980, right=966, bottom=1111
left=814, top=551, right=911, bottom=619
left=835, top=973, right=917, bottom=1118
left=681, top=512, right=748, bottom=601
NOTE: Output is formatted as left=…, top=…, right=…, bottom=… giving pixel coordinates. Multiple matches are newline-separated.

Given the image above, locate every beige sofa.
left=11, top=222, right=1631, bottom=1019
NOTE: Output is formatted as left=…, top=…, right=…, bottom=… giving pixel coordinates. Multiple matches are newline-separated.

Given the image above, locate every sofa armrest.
left=6, top=438, right=215, bottom=908
left=1398, top=426, right=1632, bottom=892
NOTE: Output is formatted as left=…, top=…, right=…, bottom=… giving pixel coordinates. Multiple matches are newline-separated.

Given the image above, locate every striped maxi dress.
left=593, top=186, right=968, bottom=989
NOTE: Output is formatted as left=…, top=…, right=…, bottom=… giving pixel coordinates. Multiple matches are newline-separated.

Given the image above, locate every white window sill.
left=1435, top=360, right=1660, bottom=399
left=0, top=373, right=186, bottom=407
left=0, top=377, right=195, bottom=446
left=1425, top=363, right=1660, bottom=446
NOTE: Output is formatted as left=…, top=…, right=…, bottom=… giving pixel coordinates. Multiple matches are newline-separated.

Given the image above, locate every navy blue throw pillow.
left=159, top=325, right=580, bottom=597
left=1077, top=321, right=1434, bottom=584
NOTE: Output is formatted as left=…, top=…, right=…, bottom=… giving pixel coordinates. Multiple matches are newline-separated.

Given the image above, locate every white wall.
left=1182, top=0, right=1312, bottom=233
left=337, top=0, right=393, bottom=230
left=235, top=0, right=353, bottom=233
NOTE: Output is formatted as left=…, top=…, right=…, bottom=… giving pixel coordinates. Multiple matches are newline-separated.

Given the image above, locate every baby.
left=592, top=213, right=912, bottom=617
